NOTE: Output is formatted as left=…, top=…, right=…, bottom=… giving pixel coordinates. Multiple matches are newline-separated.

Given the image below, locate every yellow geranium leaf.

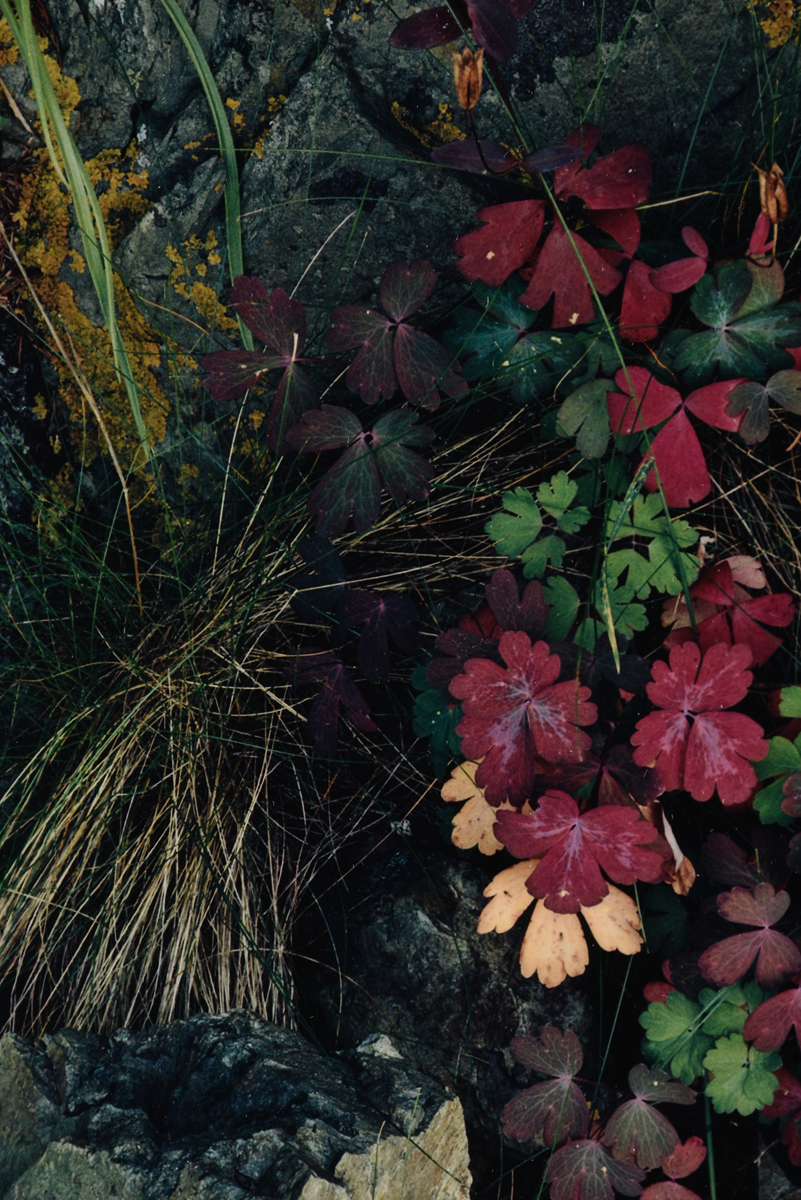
left=441, top=759, right=484, bottom=805
left=580, top=885, right=643, bottom=955
left=477, top=859, right=539, bottom=933
left=520, top=900, right=589, bottom=987
left=451, top=793, right=506, bottom=854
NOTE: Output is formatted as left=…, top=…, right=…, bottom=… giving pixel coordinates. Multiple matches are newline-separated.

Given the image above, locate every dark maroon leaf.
left=229, top=277, right=307, bottom=353
left=468, top=0, right=518, bottom=58
left=288, top=649, right=377, bottom=756
left=288, top=404, right=363, bottom=452
left=789, top=831, right=801, bottom=873
left=743, top=983, right=801, bottom=1052
left=523, top=145, right=584, bottom=173
left=604, top=1098, right=680, bottom=1170
left=700, top=833, right=761, bottom=887
left=389, top=4, right=464, bottom=48
left=598, top=744, right=664, bottom=808
left=783, top=772, right=801, bottom=818
left=201, top=348, right=285, bottom=402
left=426, top=628, right=502, bottom=690
left=432, top=139, right=519, bottom=174
left=290, top=534, right=345, bottom=620
left=393, top=324, right=467, bottom=409
left=726, top=370, right=801, bottom=443
left=267, top=363, right=319, bottom=452
left=627, top=1063, right=696, bottom=1105
left=371, top=407, right=435, bottom=504
left=336, top=589, right=420, bottom=680
left=501, top=1077, right=589, bottom=1146
left=485, top=569, right=550, bottom=636
left=380, top=257, right=438, bottom=322
left=547, top=1140, right=646, bottom=1200
left=698, top=883, right=801, bottom=989
left=510, top=1026, right=584, bottom=1075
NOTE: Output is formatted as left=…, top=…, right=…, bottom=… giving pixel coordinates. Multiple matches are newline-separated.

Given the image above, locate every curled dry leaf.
left=453, top=46, right=483, bottom=109
left=478, top=861, right=642, bottom=986
left=441, top=759, right=528, bottom=853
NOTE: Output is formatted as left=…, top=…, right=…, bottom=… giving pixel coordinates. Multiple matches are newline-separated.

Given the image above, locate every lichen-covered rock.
left=0, top=1012, right=472, bottom=1200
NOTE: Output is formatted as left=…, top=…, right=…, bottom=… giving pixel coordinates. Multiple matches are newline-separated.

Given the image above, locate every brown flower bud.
left=453, top=47, right=484, bottom=111
left=756, top=161, right=789, bottom=224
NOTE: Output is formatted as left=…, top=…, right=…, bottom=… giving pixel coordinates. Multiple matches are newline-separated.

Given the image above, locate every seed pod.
left=756, top=161, right=789, bottom=224
left=453, top=47, right=484, bottom=111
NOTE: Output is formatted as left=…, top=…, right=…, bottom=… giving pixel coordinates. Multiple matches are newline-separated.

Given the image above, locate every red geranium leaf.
left=661, top=1136, right=707, bottom=1180
left=390, top=4, right=465, bottom=48
left=485, top=569, right=550, bottom=637
left=327, top=307, right=396, bottom=403
left=518, top=222, right=622, bottom=328
left=510, top=1026, right=584, bottom=1075
left=453, top=200, right=547, bottom=286
left=523, top=145, right=585, bottom=173
left=619, top=259, right=673, bottom=342
left=494, top=790, right=665, bottom=912
left=393, top=324, right=467, bottom=409
left=743, top=983, right=801, bottom=1052
left=698, top=884, right=801, bottom=989
left=467, top=0, right=518, bottom=58
left=201, top=348, right=286, bottom=401
left=749, top=212, right=773, bottom=258
left=640, top=1186, right=702, bottom=1200
left=289, top=404, right=363, bottom=451
left=337, top=589, right=420, bottom=681
left=627, top=1063, right=696, bottom=1105
left=432, top=139, right=519, bottom=174
left=650, top=257, right=708, bottom=294
left=604, top=1101, right=677, bottom=1170
left=380, top=257, right=438, bottom=321
left=631, top=642, right=767, bottom=804
left=674, top=560, right=795, bottom=666
left=590, top=208, right=641, bottom=256
left=553, top=124, right=602, bottom=194
left=783, top=1116, right=801, bottom=1167
left=450, top=635, right=597, bottom=806
left=556, top=142, right=652, bottom=210
left=783, top=772, right=801, bottom=818
left=547, top=1140, right=646, bottom=1200
left=644, top=408, right=712, bottom=508
left=762, top=1065, right=801, bottom=1118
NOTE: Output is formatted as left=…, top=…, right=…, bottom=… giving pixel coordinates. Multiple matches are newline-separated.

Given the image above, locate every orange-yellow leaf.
left=441, top=759, right=484, bottom=804
left=477, top=859, right=538, bottom=933
left=520, top=900, right=589, bottom=986
left=451, top=793, right=506, bottom=853
left=581, top=884, right=643, bottom=955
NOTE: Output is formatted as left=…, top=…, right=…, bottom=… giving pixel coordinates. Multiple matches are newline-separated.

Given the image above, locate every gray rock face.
left=0, top=1011, right=472, bottom=1199
left=298, top=841, right=592, bottom=1184
left=0, top=0, right=786, bottom=330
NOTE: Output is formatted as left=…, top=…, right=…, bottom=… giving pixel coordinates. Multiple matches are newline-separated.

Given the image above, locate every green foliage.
left=640, top=992, right=715, bottom=1085
left=556, top=379, right=613, bottom=459
left=753, top=734, right=801, bottom=825
left=604, top=493, right=699, bottom=600
left=486, top=473, right=590, bottom=579
left=703, top=1034, right=782, bottom=1115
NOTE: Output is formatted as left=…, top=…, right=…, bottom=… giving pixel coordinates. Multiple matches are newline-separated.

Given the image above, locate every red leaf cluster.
left=698, top=883, right=801, bottom=988
left=607, top=367, right=743, bottom=507
left=632, top=642, right=768, bottom=804
left=449, top=633, right=597, bottom=805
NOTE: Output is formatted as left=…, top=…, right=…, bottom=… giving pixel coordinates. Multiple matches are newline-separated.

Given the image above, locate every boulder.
left=0, top=1012, right=471, bottom=1199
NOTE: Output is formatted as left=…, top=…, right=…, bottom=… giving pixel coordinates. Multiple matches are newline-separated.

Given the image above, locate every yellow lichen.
left=391, top=100, right=466, bottom=150
left=0, top=16, right=19, bottom=66
left=747, top=0, right=801, bottom=44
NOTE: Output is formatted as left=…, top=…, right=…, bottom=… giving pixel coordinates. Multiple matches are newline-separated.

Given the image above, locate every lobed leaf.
left=453, top=200, right=547, bottom=286
left=547, top=1140, right=646, bottom=1200
left=556, top=379, right=613, bottom=458
left=703, top=1033, right=782, bottom=1115
left=518, top=222, right=622, bottom=328
left=640, top=991, right=714, bottom=1084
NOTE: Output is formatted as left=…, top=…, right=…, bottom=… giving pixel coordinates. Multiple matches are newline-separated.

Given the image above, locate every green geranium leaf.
left=780, top=686, right=801, bottom=718
left=542, top=576, right=581, bottom=640
left=413, top=688, right=462, bottom=779
left=556, top=379, right=613, bottom=459
left=595, top=576, right=648, bottom=636
left=700, top=983, right=763, bottom=1038
left=640, top=991, right=715, bottom=1085
left=753, top=735, right=801, bottom=825
left=522, top=534, right=566, bottom=578
left=486, top=488, right=543, bottom=557
left=675, top=260, right=801, bottom=387
left=537, top=471, right=591, bottom=532
left=703, top=1033, right=782, bottom=1116
left=604, top=493, right=699, bottom=598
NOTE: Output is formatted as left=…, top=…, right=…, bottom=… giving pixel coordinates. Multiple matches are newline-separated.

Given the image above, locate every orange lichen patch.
left=748, top=0, right=801, bottom=44
left=225, top=97, right=246, bottom=132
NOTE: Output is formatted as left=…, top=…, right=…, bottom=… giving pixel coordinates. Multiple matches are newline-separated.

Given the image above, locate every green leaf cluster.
left=411, top=668, right=462, bottom=780
left=665, top=259, right=801, bottom=388
left=443, top=282, right=617, bottom=405
left=753, top=733, right=801, bottom=825
left=641, top=983, right=778, bottom=1115
left=486, top=473, right=591, bottom=579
